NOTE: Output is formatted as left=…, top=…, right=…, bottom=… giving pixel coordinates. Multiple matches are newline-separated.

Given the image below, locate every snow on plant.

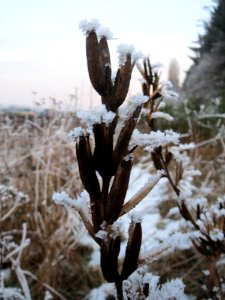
left=178, top=194, right=225, bottom=298
left=122, top=267, right=186, bottom=300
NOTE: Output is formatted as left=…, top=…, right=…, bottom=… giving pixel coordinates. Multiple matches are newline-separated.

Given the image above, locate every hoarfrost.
left=68, top=127, right=90, bottom=140
left=117, top=43, right=143, bottom=66
left=131, top=129, right=180, bottom=149
left=149, top=278, right=186, bottom=300
left=97, top=26, right=113, bottom=40
left=79, top=19, right=100, bottom=35
left=77, top=104, right=116, bottom=127
left=95, top=230, right=108, bottom=240
left=151, top=111, right=174, bottom=121
left=130, top=211, right=143, bottom=223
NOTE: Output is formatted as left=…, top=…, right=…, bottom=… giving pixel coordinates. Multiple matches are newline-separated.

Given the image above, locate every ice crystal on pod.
left=151, top=111, right=174, bottom=122
left=68, top=127, right=90, bottom=140
left=117, top=43, right=143, bottom=66
left=77, top=104, right=116, bottom=128
left=130, top=129, right=180, bottom=150
left=95, top=230, right=108, bottom=240
left=79, top=18, right=100, bottom=35
left=79, top=19, right=113, bottom=40
left=119, top=95, right=148, bottom=120
left=130, top=211, right=143, bottom=223
left=107, top=220, right=123, bottom=239
left=97, top=26, right=113, bottom=40
left=124, top=154, right=134, bottom=162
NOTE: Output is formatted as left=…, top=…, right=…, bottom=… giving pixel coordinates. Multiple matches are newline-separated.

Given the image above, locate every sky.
left=0, top=0, right=214, bottom=109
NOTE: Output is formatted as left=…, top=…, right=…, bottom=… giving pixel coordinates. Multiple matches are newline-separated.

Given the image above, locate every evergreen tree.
left=183, top=0, right=225, bottom=108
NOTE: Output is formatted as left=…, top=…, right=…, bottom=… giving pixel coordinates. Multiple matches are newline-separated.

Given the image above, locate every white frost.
left=79, top=19, right=100, bottom=35
left=117, top=43, right=143, bottom=66
left=131, top=129, right=180, bottom=150
left=151, top=111, right=174, bottom=122
left=77, top=104, right=116, bottom=127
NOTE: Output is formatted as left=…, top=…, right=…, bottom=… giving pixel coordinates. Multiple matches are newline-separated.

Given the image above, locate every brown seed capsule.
left=110, top=55, right=133, bottom=111
left=121, top=222, right=142, bottom=280
left=100, top=236, right=121, bottom=282
left=76, top=135, right=102, bottom=228
left=86, top=31, right=105, bottom=95
left=113, top=105, right=142, bottom=172
left=106, top=159, right=132, bottom=224
left=93, top=123, right=114, bottom=178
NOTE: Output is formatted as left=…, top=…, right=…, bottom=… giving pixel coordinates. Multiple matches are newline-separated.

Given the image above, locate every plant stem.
left=208, top=256, right=224, bottom=300
left=115, top=277, right=124, bottom=300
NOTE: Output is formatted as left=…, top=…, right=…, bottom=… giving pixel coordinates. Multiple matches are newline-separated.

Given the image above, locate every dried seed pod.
left=110, top=55, right=133, bottom=111
left=178, top=200, right=199, bottom=230
left=93, top=123, right=114, bottom=178
left=86, top=31, right=105, bottom=95
left=99, top=36, right=111, bottom=67
left=100, top=236, right=121, bottom=282
left=106, top=159, right=133, bottom=224
left=151, top=146, right=163, bottom=170
left=76, top=135, right=102, bottom=228
left=121, top=221, right=142, bottom=280
left=165, top=151, right=173, bottom=165
left=113, top=105, right=142, bottom=172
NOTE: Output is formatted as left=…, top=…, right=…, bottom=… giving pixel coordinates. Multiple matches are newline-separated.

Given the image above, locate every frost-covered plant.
left=177, top=194, right=225, bottom=299
left=136, top=58, right=225, bottom=299
left=53, top=20, right=185, bottom=299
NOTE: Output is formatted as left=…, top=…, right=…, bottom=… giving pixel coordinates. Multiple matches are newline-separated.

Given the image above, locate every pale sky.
left=0, top=0, right=213, bottom=109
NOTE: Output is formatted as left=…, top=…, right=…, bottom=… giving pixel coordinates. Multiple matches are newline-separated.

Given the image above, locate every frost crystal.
left=68, top=127, right=90, bottom=140
left=209, top=228, right=224, bottom=242
left=52, top=191, right=90, bottom=217
left=160, top=80, right=179, bottom=101
left=149, top=278, right=185, bottom=300
left=119, top=95, right=148, bottom=121
left=95, top=230, right=108, bottom=240
left=131, top=129, right=180, bottom=150
left=79, top=19, right=100, bottom=35
left=130, top=211, right=143, bottom=223
left=77, top=104, right=116, bottom=127
left=52, top=191, right=72, bottom=206
left=117, top=44, right=143, bottom=66
left=151, top=112, right=174, bottom=122
left=97, top=26, right=113, bottom=40
left=130, top=95, right=148, bottom=106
